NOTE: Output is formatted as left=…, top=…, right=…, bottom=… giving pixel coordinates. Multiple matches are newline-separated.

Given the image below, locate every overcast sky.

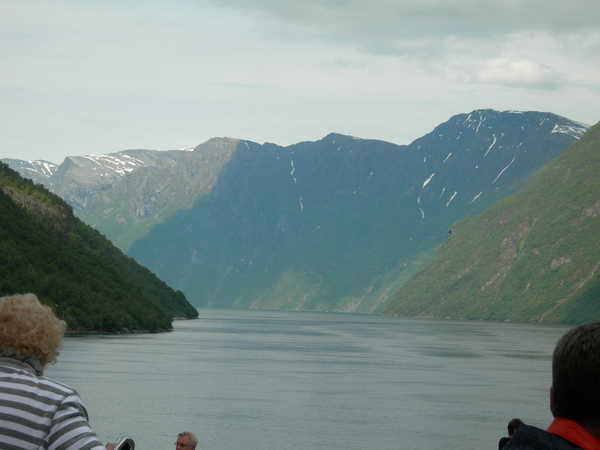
left=1, top=0, right=599, bottom=163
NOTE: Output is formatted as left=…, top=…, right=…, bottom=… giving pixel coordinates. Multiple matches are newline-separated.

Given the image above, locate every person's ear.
left=550, top=386, right=556, bottom=414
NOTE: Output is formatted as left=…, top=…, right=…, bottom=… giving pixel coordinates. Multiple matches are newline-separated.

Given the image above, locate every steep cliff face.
left=125, top=110, right=586, bottom=313
left=383, top=121, right=600, bottom=324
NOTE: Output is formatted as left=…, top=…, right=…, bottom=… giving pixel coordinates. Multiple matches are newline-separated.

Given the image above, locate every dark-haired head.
left=507, top=418, right=524, bottom=436
left=551, top=322, right=600, bottom=428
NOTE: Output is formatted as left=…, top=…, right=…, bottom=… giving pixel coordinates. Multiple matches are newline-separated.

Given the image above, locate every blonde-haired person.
left=0, top=293, right=115, bottom=450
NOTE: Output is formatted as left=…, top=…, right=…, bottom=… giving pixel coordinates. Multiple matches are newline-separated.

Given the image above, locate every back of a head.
left=507, top=418, right=524, bottom=435
left=552, top=322, right=600, bottom=427
left=0, top=293, right=66, bottom=367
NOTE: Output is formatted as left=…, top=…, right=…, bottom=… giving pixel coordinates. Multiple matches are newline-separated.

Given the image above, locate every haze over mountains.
left=4, top=109, right=590, bottom=319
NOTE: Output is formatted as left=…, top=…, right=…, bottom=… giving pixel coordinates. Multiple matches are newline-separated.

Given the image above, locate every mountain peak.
left=193, top=136, right=242, bottom=152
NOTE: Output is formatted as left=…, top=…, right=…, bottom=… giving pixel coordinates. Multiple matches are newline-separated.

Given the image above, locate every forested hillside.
left=383, top=121, right=600, bottom=324
left=0, top=162, right=198, bottom=332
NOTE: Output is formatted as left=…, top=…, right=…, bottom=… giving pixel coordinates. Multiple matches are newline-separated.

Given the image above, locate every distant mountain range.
left=3, top=109, right=589, bottom=318
left=383, top=120, right=600, bottom=324
left=3, top=143, right=238, bottom=252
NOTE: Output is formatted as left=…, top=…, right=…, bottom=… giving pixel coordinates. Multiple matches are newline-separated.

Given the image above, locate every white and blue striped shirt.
left=0, top=357, right=106, bottom=450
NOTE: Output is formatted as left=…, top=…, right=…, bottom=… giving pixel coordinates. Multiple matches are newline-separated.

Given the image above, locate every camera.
left=113, top=437, right=135, bottom=450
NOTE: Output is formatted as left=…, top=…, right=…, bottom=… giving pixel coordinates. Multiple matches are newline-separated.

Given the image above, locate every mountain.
left=2, top=144, right=237, bottom=251
left=125, top=110, right=585, bottom=312
left=382, top=121, right=600, bottom=324
left=0, top=162, right=198, bottom=332
left=1, top=159, right=59, bottom=185
left=4, top=109, right=587, bottom=314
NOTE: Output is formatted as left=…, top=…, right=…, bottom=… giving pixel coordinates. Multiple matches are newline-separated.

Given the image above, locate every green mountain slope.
left=127, top=110, right=584, bottom=313
left=0, top=162, right=198, bottom=332
left=382, top=121, right=600, bottom=324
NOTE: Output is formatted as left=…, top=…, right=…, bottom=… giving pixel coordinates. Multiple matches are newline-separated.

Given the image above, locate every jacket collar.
left=0, top=348, right=44, bottom=376
left=547, top=418, right=600, bottom=450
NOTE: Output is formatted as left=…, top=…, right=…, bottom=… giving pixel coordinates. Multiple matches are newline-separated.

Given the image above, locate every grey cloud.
left=203, top=0, right=600, bottom=54
left=199, top=0, right=598, bottom=92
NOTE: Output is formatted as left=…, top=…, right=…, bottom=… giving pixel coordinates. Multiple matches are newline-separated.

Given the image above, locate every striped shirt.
left=0, top=357, right=106, bottom=450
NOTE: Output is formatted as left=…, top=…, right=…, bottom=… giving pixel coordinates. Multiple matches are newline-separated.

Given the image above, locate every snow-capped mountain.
left=1, top=159, right=59, bottom=184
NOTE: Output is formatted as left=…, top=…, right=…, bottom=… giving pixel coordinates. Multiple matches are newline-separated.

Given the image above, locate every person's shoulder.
left=505, top=425, right=582, bottom=450
left=499, top=436, right=511, bottom=449
left=38, top=375, right=79, bottom=396
left=0, top=362, right=81, bottom=406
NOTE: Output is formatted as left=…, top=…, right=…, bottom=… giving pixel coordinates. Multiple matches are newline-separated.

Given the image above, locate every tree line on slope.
left=0, top=162, right=198, bottom=332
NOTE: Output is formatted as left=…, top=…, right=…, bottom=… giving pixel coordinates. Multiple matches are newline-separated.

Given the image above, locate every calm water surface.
left=46, top=309, right=570, bottom=450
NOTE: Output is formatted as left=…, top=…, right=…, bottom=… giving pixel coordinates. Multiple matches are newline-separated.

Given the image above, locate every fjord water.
left=46, top=309, right=569, bottom=450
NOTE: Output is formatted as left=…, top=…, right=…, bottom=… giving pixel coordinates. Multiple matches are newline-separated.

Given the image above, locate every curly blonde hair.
left=0, top=293, right=66, bottom=367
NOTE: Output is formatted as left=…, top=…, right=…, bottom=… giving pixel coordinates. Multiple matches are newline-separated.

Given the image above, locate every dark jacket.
left=504, top=425, right=583, bottom=450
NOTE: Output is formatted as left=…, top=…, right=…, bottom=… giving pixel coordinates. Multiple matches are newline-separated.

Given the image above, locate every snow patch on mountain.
left=422, top=173, right=435, bottom=188
left=484, top=134, right=497, bottom=156
left=551, top=123, right=588, bottom=139
left=82, top=154, right=146, bottom=177
left=0, top=159, right=59, bottom=182
left=492, top=156, right=516, bottom=184
left=470, top=192, right=482, bottom=203
left=290, top=160, right=297, bottom=184
left=446, top=191, right=457, bottom=207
